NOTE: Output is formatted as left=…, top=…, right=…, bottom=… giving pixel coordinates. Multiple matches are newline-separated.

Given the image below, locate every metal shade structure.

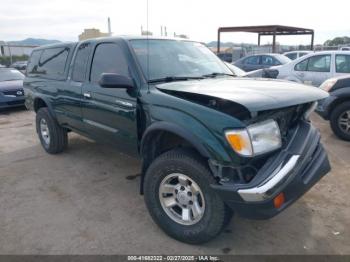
left=217, top=25, right=314, bottom=53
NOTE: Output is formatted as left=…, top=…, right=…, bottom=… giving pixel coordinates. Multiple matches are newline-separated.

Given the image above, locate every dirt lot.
left=0, top=107, right=349, bottom=255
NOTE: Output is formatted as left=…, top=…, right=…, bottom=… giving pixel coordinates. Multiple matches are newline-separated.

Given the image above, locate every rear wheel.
left=144, top=148, right=232, bottom=244
left=330, top=102, right=350, bottom=141
left=36, top=107, right=68, bottom=154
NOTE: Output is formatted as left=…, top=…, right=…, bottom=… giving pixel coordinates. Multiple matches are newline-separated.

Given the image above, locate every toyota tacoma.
left=24, top=37, right=331, bottom=244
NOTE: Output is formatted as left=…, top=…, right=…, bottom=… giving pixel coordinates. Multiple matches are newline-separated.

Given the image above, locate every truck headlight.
left=225, top=119, right=282, bottom=157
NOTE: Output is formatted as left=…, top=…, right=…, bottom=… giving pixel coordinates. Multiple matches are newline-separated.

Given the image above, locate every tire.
left=36, top=107, right=68, bottom=154
left=330, top=102, right=350, bottom=141
left=144, top=148, right=232, bottom=244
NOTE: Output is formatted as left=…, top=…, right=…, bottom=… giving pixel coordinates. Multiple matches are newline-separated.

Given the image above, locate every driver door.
left=81, top=42, right=138, bottom=156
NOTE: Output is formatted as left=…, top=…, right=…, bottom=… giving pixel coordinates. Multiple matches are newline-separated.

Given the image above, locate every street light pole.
left=6, top=42, right=13, bottom=66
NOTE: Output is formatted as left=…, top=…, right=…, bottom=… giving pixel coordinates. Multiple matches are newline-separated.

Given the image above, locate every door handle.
left=83, top=92, right=91, bottom=99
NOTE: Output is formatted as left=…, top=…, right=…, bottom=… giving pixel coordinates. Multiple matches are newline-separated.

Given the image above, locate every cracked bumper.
left=211, top=120, right=331, bottom=219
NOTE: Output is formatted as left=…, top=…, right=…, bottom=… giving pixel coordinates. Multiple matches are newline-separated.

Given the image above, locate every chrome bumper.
left=237, top=155, right=300, bottom=202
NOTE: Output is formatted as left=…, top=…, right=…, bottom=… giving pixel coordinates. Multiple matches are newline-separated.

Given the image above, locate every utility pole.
left=107, top=17, right=112, bottom=36
left=6, top=42, right=12, bottom=66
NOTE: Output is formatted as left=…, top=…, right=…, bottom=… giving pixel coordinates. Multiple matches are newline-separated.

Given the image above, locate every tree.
left=324, top=36, right=350, bottom=46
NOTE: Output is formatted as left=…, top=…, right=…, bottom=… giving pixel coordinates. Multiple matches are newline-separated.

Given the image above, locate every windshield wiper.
left=202, top=72, right=235, bottom=78
left=148, top=76, right=204, bottom=84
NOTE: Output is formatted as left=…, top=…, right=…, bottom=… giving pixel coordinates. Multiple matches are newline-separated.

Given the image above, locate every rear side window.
left=26, top=50, right=43, bottom=76
left=285, top=53, right=297, bottom=60
left=244, top=56, right=259, bottom=65
left=335, top=55, right=350, bottom=73
left=72, top=43, right=91, bottom=82
left=90, top=43, right=129, bottom=83
left=38, top=47, right=70, bottom=79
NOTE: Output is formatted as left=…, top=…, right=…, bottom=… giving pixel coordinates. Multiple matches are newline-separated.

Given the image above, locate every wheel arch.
left=139, top=122, right=212, bottom=194
left=328, top=89, right=350, bottom=116
left=33, top=96, right=56, bottom=118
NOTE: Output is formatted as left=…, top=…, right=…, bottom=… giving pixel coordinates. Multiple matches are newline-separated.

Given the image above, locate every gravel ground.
left=0, top=107, right=349, bottom=255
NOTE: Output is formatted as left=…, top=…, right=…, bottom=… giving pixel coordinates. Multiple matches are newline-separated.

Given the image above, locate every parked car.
left=0, top=68, right=25, bottom=109
left=10, top=61, right=28, bottom=71
left=316, top=75, right=350, bottom=141
left=283, top=51, right=312, bottom=60
left=264, top=51, right=350, bottom=87
left=224, top=62, right=246, bottom=76
left=233, top=53, right=291, bottom=72
left=24, top=37, right=330, bottom=244
left=217, top=52, right=233, bottom=63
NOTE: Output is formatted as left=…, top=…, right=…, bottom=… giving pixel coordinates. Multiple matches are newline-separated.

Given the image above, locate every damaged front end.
left=155, top=79, right=330, bottom=219
left=209, top=115, right=330, bottom=219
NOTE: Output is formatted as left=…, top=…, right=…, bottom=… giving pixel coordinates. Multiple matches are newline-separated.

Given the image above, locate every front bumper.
left=211, top=120, right=331, bottom=219
left=0, top=91, right=25, bottom=109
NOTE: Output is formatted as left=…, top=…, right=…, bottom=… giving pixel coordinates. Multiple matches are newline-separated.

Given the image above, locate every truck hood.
left=156, top=78, right=328, bottom=112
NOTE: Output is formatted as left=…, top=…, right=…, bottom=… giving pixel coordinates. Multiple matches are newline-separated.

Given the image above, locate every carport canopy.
left=217, top=25, right=314, bottom=53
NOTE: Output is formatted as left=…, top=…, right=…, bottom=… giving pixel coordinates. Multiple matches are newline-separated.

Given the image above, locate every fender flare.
left=328, top=87, right=350, bottom=114
left=140, top=121, right=211, bottom=159
left=33, top=95, right=56, bottom=118
left=139, top=121, right=212, bottom=194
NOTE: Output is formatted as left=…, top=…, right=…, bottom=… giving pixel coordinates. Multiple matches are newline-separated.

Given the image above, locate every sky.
left=0, top=0, right=349, bottom=45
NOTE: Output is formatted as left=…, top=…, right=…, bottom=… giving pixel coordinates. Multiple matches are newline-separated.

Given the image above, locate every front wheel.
left=144, top=148, right=232, bottom=244
left=330, top=102, right=350, bottom=141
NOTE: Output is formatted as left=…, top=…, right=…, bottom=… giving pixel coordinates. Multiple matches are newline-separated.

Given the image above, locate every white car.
left=271, top=51, right=350, bottom=86
left=224, top=62, right=246, bottom=76
left=283, top=51, right=311, bottom=60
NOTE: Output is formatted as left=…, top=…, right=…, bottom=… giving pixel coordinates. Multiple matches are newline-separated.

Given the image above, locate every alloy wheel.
left=159, top=173, right=205, bottom=225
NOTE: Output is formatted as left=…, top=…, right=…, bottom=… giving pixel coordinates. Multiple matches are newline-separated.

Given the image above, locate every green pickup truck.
left=24, top=37, right=331, bottom=244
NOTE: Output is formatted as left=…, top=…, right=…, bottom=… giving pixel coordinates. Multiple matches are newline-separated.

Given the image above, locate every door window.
left=90, top=43, right=129, bottom=83
left=295, top=55, right=331, bottom=72
left=261, top=55, right=279, bottom=66
left=285, top=53, right=297, bottom=60
left=244, top=56, right=259, bottom=65
left=307, top=55, right=331, bottom=72
left=335, top=55, right=350, bottom=73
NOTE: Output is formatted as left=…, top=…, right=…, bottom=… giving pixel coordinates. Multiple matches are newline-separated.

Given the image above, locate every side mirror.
left=98, top=73, right=134, bottom=89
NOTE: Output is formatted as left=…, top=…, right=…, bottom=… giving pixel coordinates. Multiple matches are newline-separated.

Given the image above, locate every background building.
left=78, top=28, right=109, bottom=41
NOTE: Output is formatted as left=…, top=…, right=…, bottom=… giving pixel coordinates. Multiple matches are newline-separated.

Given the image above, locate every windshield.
left=129, top=39, right=232, bottom=81
left=0, top=69, right=25, bottom=82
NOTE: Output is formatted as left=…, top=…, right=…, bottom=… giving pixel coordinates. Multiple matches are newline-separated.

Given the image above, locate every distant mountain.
left=206, top=41, right=256, bottom=48
left=8, top=38, right=61, bottom=46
